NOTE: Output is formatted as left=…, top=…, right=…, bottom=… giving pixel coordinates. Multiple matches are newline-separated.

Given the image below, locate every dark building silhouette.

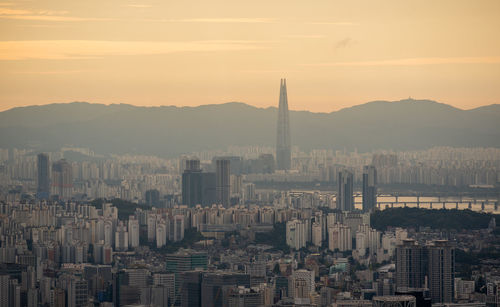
left=337, top=170, right=354, bottom=211
left=252, top=154, right=276, bottom=174
left=428, top=240, right=455, bottom=303
left=51, top=159, right=73, bottom=200
left=181, top=271, right=203, bottom=307
left=395, top=288, right=432, bottom=307
left=145, top=189, right=160, bottom=206
left=396, top=240, right=426, bottom=290
left=215, top=159, right=230, bottom=208
left=212, top=156, right=242, bottom=175
left=362, top=165, right=377, bottom=212
left=37, top=153, right=50, bottom=199
left=276, top=78, right=291, bottom=170
left=200, top=272, right=251, bottom=307
left=182, top=160, right=216, bottom=207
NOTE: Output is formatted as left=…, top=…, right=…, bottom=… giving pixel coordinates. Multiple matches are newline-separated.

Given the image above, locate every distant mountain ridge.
left=0, top=99, right=499, bottom=157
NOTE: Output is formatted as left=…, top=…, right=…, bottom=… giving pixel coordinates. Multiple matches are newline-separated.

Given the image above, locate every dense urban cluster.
left=0, top=146, right=499, bottom=204
left=0, top=80, right=499, bottom=307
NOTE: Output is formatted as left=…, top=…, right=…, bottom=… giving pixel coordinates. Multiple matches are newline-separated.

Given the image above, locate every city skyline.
left=0, top=1, right=499, bottom=306
left=1, top=0, right=500, bottom=112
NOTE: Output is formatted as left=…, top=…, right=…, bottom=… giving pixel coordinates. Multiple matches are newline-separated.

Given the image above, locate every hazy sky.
left=1, top=0, right=499, bottom=112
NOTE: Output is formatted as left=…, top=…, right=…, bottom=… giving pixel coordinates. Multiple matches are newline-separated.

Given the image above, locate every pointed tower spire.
left=276, top=78, right=291, bottom=170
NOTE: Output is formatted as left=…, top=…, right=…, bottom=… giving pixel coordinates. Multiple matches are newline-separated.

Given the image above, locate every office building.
left=276, top=78, right=291, bottom=170
left=201, top=272, right=251, bottom=307
left=338, top=170, right=354, bottom=211
left=37, top=153, right=50, bottom=199
left=289, top=269, right=315, bottom=300
left=68, top=278, right=88, bottom=307
left=216, top=159, right=230, bottom=208
left=362, top=165, right=377, bottom=212
left=182, top=159, right=216, bottom=207
left=181, top=271, right=203, bottom=307
left=428, top=240, right=455, bottom=303
left=145, top=189, right=160, bottom=206
left=166, top=250, right=208, bottom=303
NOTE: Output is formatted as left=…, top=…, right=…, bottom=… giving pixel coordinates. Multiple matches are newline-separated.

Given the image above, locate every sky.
left=0, top=0, right=499, bottom=113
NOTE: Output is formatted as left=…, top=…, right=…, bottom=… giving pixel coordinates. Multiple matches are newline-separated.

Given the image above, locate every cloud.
left=141, top=17, right=275, bottom=24
left=304, top=56, right=500, bottom=67
left=10, top=70, right=93, bottom=74
left=0, top=6, right=271, bottom=24
left=241, top=69, right=300, bottom=74
left=0, top=7, right=31, bottom=14
left=0, top=6, right=112, bottom=22
left=285, top=34, right=326, bottom=39
left=125, top=4, right=152, bottom=8
left=1, top=15, right=114, bottom=21
left=0, top=40, right=269, bottom=60
left=306, top=21, right=358, bottom=26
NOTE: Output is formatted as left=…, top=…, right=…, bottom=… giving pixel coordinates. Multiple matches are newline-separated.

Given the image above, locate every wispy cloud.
left=125, top=4, right=152, bottom=8
left=241, top=69, right=300, bottom=74
left=16, top=24, right=69, bottom=28
left=1, top=15, right=114, bottom=21
left=0, top=7, right=31, bottom=14
left=141, top=17, right=275, bottom=24
left=306, top=21, right=359, bottom=26
left=0, top=6, right=112, bottom=22
left=284, top=34, right=326, bottom=39
left=10, top=70, right=93, bottom=74
left=0, top=40, right=269, bottom=60
left=304, top=56, right=500, bottom=67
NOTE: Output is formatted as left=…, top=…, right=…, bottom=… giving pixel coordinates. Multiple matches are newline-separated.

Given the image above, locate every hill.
left=0, top=99, right=499, bottom=156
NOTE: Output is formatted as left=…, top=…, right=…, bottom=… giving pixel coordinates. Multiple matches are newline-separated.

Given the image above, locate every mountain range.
left=0, top=99, right=499, bottom=157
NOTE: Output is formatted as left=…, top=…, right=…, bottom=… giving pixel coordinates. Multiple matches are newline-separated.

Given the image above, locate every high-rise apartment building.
left=128, top=217, right=140, bottom=249
left=51, top=159, right=73, bottom=200
left=337, top=170, right=354, bottom=212
left=276, top=78, right=291, bottom=170
left=328, top=223, right=352, bottom=252
left=286, top=219, right=307, bottom=250
left=37, top=153, right=50, bottom=199
left=428, top=240, right=455, bottom=303
left=216, top=159, right=230, bottom=208
left=362, top=165, right=377, bottom=212
left=395, top=240, right=426, bottom=290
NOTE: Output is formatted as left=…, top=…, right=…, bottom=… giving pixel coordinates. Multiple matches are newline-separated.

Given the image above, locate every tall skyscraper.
left=51, top=159, right=73, bottom=200
left=216, top=159, right=230, bottom=208
left=182, top=159, right=216, bottom=207
left=37, top=153, right=50, bottom=199
left=428, top=240, right=455, bottom=303
left=337, top=170, right=354, bottom=211
left=362, top=165, right=377, bottom=212
left=395, top=239, right=426, bottom=291
left=276, top=78, right=291, bottom=170
left=166, top=250, right=208, bottom=305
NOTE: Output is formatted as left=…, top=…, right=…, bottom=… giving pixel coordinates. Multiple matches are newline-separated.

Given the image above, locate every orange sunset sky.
left=1, top=0, right=499, bottom=112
